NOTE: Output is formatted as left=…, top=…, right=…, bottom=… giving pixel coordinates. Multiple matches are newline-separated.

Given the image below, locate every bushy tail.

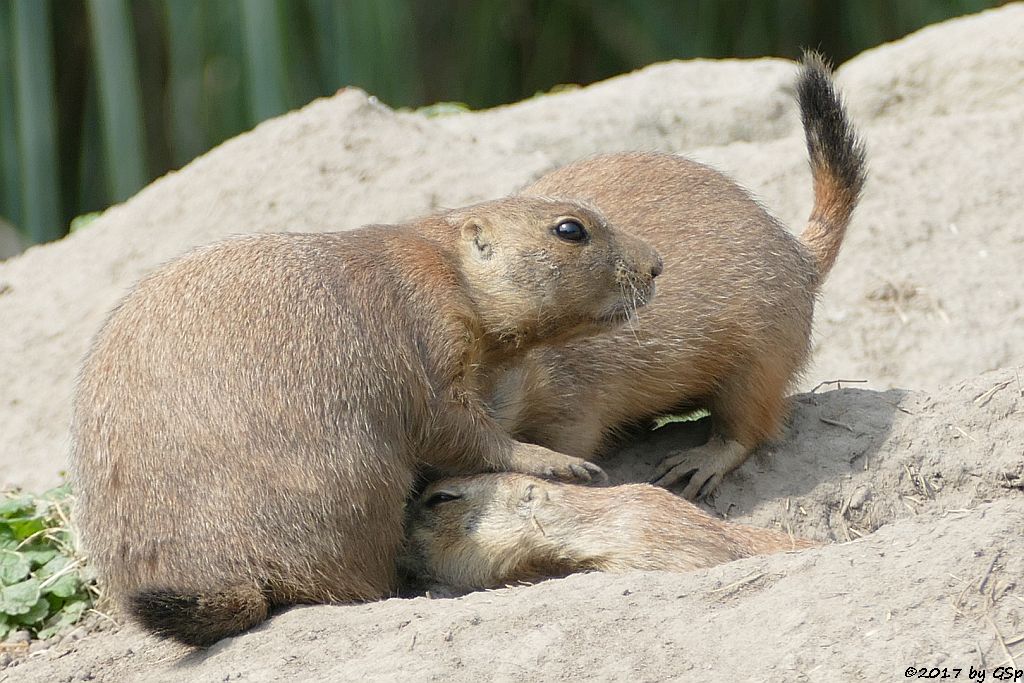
left=129, top=584, right=270, bottom=647
left=796, top=50, right=868, bottom=280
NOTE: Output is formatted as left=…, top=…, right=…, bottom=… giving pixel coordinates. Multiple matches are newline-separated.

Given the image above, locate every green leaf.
left=36, top=598, right=86, bottom=640
left=69, top=211, right=102, bottom=233
left=38, top=555, right=83, bottom=598
left=43, top=571, right=80, bottom=599
left=0, top=578, right=42, bottom=614
left=651, top=408, right=711, bottom=430
left=0, top=497, right=32, bottom=517
left=14, top=596, right=49, bottom=624
left=37, top=554, right=70, bottom=580
left=0, top=549, right=31, bottom=585
left=18, top=544, right=59, bottom=568
left=62, top=599, right=87, bottom=622
left=7, top=516, right=46, bottom=540
left=41, top=482, right=72, bottom=502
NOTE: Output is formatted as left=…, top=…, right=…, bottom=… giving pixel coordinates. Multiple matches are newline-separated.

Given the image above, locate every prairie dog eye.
left=553, top=219, right=587, bottom=243
left=423, top=491, right=462, bottom=509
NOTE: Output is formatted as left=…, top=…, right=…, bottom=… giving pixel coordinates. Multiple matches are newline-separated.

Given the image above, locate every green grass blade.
left=77, top=78, right=106, bottom=217
left=327, top=0, right=421, bottom=107
left=12, top=0, right=62, bottom=243
left=86, top=0, right=148, bottom=203
left=198, top=2, right=247, bottom=144
left=238, top=0, right=289, bottom=122
left=370, top=0, right=421, bottom=106
left=164, top=0, right=206, bottom=166
left=0, top=1, right=23, bottom=229
left=307, top=0, right=351, bottom=91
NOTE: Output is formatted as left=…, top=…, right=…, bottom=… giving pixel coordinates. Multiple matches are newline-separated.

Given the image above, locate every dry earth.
left=1, top=5, right=1021, bottom=681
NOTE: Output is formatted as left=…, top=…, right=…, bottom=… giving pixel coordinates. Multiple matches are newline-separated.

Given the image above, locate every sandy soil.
left=1, top=5, right=1021, bottom=681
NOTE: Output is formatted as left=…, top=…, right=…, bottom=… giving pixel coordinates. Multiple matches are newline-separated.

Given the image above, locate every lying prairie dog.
left=402, top=473, right=816, bottom=590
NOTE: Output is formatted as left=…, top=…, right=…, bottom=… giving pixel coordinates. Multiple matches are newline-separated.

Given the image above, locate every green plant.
left=69, top=212, right=103, bottom=234
left=651, top=408, right=711, bottom=430
left=0, top=484, right=96, bottom=640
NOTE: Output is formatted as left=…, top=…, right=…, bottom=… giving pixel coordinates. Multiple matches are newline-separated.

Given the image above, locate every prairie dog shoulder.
left=402, top=473, right=817, bottom=591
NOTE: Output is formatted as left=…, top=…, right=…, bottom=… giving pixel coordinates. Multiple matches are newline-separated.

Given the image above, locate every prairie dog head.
left=401, top=474, right=555, bottom=591
left=449, top=196, right=662, bottom=348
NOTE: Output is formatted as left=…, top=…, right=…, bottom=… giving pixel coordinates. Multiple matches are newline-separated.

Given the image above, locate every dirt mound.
left=9, top=372, right=1023, bottom=681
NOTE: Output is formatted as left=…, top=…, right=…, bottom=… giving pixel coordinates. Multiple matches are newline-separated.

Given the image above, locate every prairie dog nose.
left=650, top=256, right=664, bottom=279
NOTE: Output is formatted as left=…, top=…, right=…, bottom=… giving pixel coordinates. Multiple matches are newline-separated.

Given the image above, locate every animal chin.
left=596, top=303, right=636, bottom=326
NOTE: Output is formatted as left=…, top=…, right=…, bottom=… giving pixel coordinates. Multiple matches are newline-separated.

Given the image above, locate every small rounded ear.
left=461, top=219, right=492, bottom=260
left=522, top=483, right=537, bottom=503
left=521, top=482, right=547, bottom=505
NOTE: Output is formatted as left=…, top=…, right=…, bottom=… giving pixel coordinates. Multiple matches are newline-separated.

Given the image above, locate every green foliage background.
left=0, top=0, right=1000, bottom=246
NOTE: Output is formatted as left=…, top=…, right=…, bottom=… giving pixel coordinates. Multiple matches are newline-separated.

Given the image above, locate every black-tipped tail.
left=130, top=585, right=269, bottom=647
left=796, top=50, right=868, bottom=280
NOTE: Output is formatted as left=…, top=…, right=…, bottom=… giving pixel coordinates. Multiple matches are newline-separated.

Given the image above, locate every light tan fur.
left=402, top=473, right=817, bottom=590
left=70, top=196, right=661, bottom=646
left=488, top=54, right=866, bottom=498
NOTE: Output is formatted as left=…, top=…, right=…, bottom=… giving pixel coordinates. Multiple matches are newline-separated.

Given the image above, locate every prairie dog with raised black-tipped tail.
left=491, top=52, right=867, bottom=499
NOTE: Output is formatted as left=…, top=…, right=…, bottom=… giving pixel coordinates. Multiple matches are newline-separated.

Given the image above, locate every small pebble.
left=6, top=630, right=31, bottom=645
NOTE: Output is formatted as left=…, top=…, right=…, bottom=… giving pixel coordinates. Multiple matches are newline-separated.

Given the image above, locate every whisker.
left=621, top=278, right=642, bottom=348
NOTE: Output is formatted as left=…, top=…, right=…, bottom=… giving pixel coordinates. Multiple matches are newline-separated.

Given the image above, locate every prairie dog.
left=71, top=196, right=662, bottom=646
left=402, top=473, right=816, bottom=590
left=494, top=52, right=867, bottom=498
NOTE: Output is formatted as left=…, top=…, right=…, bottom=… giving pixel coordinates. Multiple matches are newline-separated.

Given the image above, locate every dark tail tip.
left=796, top=50, right=868, bottom=200
left=130, top=586, right=270, bottom=647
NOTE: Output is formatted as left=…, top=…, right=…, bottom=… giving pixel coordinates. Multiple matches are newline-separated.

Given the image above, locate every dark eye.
left=553, top=219, right=587, bottom=243
left=423, top=491, right=462, bottom=508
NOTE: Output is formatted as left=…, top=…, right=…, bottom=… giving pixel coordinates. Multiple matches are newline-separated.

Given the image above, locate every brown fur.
left=402, top=473, right=817, bottom=590
left=70, top=196, right=661, bottom=646
left=489, top=52, right=867, bottom=498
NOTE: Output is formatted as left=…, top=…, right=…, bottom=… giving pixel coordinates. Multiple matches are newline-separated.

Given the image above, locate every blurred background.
left=0, top=0, right=1001, bottom=253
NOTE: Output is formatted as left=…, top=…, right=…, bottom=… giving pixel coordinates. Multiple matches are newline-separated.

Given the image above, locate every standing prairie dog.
left=490, top=52, right=868, bottom=498
left=71, top=196, right=662, bottom=647
left=401, top=473, right=816, bottom=590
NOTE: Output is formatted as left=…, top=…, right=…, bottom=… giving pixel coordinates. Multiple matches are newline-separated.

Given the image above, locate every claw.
left=681, top=471, right=721, bottom=501
left=568, top=463, right=592, bottom=482
left=585, top=462, right=609, bottom=484
left=650, top=465, right=697, bottom=489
